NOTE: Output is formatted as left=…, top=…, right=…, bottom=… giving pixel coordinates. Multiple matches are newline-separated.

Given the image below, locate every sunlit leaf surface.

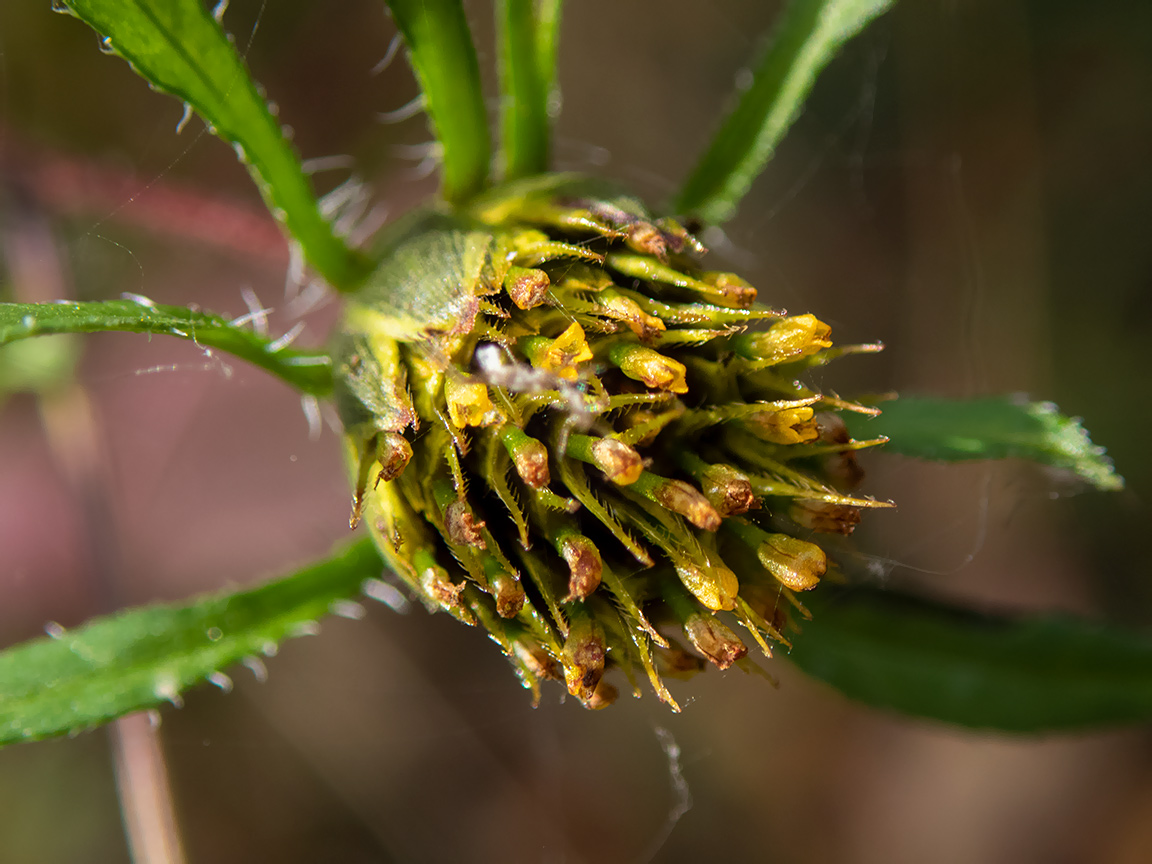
left=791, top=586, right=1152, bottom=732
left=846, top=395, right=1123, bottom=491
left=0, top=541, right=382, bottom=745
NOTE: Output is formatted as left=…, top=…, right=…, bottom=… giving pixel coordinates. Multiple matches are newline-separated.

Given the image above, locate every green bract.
left=333, top=175, right=893, bottom=709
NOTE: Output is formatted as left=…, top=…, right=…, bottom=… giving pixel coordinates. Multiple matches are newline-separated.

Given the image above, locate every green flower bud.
left=333, top=174, right=892, bottom=709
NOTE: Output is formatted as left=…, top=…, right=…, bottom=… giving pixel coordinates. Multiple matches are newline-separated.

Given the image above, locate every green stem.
left=388, top=0, right=492, bottom=202
left=497, top=0, right=563, bottom=179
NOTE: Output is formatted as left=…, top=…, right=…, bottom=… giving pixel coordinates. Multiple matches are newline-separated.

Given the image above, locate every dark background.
left=1, top=1, right=1151, bottom=861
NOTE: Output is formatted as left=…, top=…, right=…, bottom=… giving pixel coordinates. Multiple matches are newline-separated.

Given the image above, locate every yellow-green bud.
left=331, top=174, right=888, bottom=710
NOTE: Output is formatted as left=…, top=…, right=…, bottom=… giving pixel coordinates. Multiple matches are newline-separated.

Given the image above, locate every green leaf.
left=845, top=395, right=1123, bottom=491
left=388, top=0, right=492, bottom=203
left=0, top=301, right=332, bottom=397
left=0, top=540, right=384, bottom=746
left=674, top=0, right=895, bottom=224
left=790, top=586, right=1152, bottom=732
left=0, top=336, right=80, bottom=397
left=60, top=0, right=368, bottom=290
left=496, top=0, right=563, bottom=180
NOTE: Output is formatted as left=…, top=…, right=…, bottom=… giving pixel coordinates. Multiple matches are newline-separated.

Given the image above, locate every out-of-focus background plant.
left=0, top=0, right=1149, bottom=862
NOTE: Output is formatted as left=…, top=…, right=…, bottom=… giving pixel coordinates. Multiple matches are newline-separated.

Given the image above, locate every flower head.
left=334, top=174, right=891, bottom=710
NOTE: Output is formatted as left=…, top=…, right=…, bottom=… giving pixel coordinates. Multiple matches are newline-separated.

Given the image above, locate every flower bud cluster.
left=334, top=175, right=891, bottom=710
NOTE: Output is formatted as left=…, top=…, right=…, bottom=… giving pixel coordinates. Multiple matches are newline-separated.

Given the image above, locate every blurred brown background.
left=1, top=0, right=1151, bottom=861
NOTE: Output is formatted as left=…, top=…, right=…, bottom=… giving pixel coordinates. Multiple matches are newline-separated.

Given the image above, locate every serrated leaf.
left=844, top=395, right=1123, bottom=491
left=388, top=0, right=491, bottom=202
left=0, top=300, right=332, bottom=396
left=790, top=587, right=1152, bottom=732
left=60, top=0, right=368, bottom=290
left=0, top=540, right=383, bottom=746
left=675, top=0, right=895, bottom=224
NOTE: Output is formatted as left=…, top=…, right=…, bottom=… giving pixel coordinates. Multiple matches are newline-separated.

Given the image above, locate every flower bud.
left=734, top=314, right=832, bottom=365
left=334, top=174, right=889, bottom=709
left=747, top=405, right=819, bottom=445
left=555, top=531, right=603, bottom=602
left=684, top=613, right=748, bottom=670
left=789, top=500, right=862, bottom=535
left=498, top=425, right=551, bottom=488
left=503, top=266, right=551, bottom=309
left=757, top=534, right=827, bottom=592
left=563, top=607, right=607, bottom=703
left=675, top=559, right=739, bottom=612
left=445, top=374, right=503, bottom=428
left=606, top=342, right=688, bottom=393
left=696, top=462, right=755, bottom=517
left=699, top=271, right=757, bottom=307
left=567, top=434, right=643, bottom=485
left=521, top=322, right=593, bottom=381
left=632, top=472, right=721, bottom=531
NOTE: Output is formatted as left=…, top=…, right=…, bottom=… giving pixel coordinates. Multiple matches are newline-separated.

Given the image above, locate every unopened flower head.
left=333, top=174, right=892, bottom=710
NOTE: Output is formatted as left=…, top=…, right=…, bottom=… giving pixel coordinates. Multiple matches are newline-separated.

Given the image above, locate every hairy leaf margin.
left=0, top=540, right=383, bottom=746
left=845, top=395, right=1123, bottom=491
left=0, top=301, right=333, bottom=397
left=60, top=0, right=368, bottom=290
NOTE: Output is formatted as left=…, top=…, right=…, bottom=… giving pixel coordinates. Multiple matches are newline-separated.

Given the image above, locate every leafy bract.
left=845, top=395, right=1123, bottom=491
left=790, top=586, right=1152, bottom=732
left=0, top=540, right=383, bottom=746
left=60, top=0, right=367, bottom=290
left=0, top=301, right=332, bottom=397
left=387, top=0, right=492, bottom=202
left=675, top=0, right=895, bottom=224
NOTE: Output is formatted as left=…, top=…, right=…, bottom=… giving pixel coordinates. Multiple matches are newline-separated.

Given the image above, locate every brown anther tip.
left=814, top=413, right=865, bottom=488
left=789, top=500, right=861, bottom=535
left=654, top=480, right=722, bottom=531
left=564, top=644, right=606, bottom=702
left=633, top=352, right=688, bottom=393
left=718, top=479, right=755, bottom=516
left=655, top=646, right=707, bottom=678
left=445, top=500, right=487, bottom=548
left=495, top=583, right=526, bottom=618
left=700, top=464, right=755, bottom=516
left=514, top=642, right=561, bottom=682
left=584, top=679, right=618, bottom=710
left=685, top=614, right=748, bottom=670
left=656, top=218, right=707, bottom=255
left=705, top=272, right=757, bottom=307
left=625, top=222, right=668, bottom=260
left=420, top=567, right=467, bottom=611
left=513, top=441, right=551, bottom=489
left=560, top=539, right=603, bottom=602
left=771, top=605, right=790, bottom=635
left=815, top=412, right=851, bottom=444
left=505, top=266, right=551, bottom=310
left=374, top=432, right=412, bottom=486
left=591, top=437, right=644, bottom=485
